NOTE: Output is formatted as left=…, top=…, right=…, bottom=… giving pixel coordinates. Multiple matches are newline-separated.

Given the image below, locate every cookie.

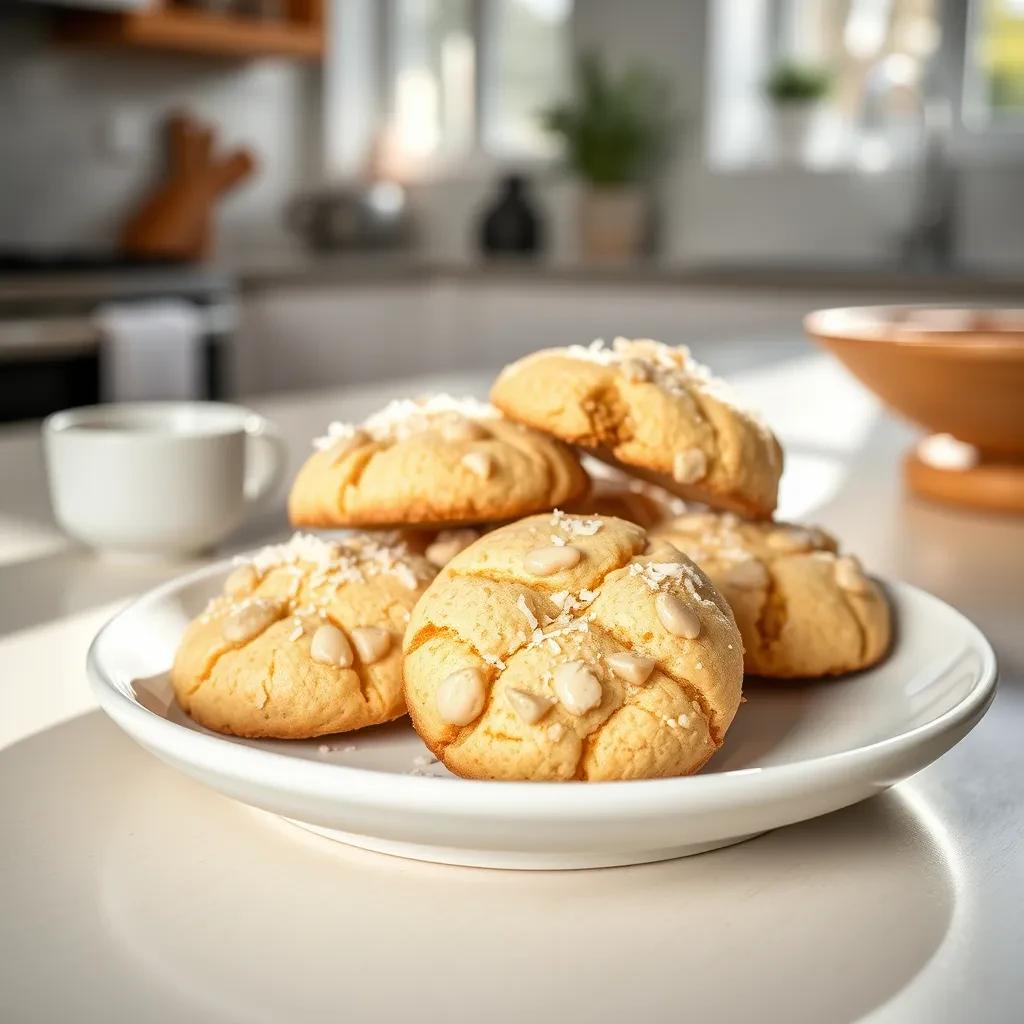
left=289, top=395, right=589, bottom=529
left=491, top=338, right=783, bottom=518
left=171, top=532, right=435, bottom=739
left=563, top=466, right=683, bottom=529
left=403, top=511, right=744, bottom=781
left=420, top=527, right=484, bottom=568
left=650, top=513, right=891, bottom=678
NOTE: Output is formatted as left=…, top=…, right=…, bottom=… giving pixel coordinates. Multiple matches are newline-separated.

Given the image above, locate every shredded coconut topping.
left=242, top=531, right=427, bottom=592
left=550, top=508, right=603, bottom=537
left=313, top=421, right=359, bottom=452
left=313, top=394, right=498, bottom=451
left=629, top=557, right=715, bottom=606
left=482, top=652, right=507, bottom=671
left=524, top=585, right=599, bottom=654
left=516, top=594, right=539, bottom=631
left=208, top=533, right=430, bottom=639
left=563, top=337, right=772, bottom=435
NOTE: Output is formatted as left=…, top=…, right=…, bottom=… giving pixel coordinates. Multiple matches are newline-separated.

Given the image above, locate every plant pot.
left=768, top=101, right=827, bottom=165
left=578, top=186, right=647, bottom=265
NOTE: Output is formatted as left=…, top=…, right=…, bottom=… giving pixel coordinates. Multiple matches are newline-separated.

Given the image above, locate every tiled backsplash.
left=0, top=8, right=317, bottom=254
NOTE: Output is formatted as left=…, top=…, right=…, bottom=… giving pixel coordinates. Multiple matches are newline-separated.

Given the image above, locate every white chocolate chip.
left=767, top=526, right=817, bottom=554
left=350, top=626, right=391, bottom=664
left=506, top=687, right=555, bottom=725
left=673, top=448, right=708, bottom=485
left=553, top=660, right=602, bottom=715
left=425, top=528, right=479, bottom=567
left=436, top=667, right=487, bottom=726
left=224, top=563, right=258, bottom=599
left=441, top=417, right=488, bottom=442
left=546, top=722, right=565, bottom=742
left=310, top=624, right=354, bottom=668
left=725, top=558, right=769, bottom=590
left=835, top=554, right=872, bottom=595
left=222, top=599, right=284, bottom=643
left=605, top=651, right=657, bottom=686
left=524, top=545, right=582, bottom=576
left=460, top=451, right=493, bottom=479
left=655, top=593, right=701, bottom=639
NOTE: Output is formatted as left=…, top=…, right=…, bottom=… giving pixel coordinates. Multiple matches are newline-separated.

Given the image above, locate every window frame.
left=375, top=0, right=570, bottom=180
left=957, top=0, right=1024, bottom=148
left=704, top=0, right=1024, bottom=175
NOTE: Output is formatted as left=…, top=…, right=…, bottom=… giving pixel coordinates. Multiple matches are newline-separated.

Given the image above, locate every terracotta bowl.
left=805, top=306, right=1024, bottom=513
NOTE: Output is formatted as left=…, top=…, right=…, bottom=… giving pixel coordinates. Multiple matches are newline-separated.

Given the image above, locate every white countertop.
left=2, top=348, right=1023, bottom=1023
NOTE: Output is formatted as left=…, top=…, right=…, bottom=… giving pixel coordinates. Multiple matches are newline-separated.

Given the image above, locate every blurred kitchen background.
left=1, top=0, right=1022, bottom=418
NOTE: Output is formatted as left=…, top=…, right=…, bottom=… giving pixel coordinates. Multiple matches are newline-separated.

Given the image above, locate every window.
left=964, top=0, right=1024, bottom=127
left=383, top=0, right=573, bottom=172
left=707, top=0, right=940, bottom=171
left=707, top=0, right=1024, bottom=172
left=777, top=0, right=938, bottom=120
left=389, top=0, right=475, bottom=162
left=481, top=0, right=573, bottom=157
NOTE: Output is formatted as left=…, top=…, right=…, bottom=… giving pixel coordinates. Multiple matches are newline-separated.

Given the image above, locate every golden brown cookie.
left=403, top=511, right=744, bottom=781
left=563, top=466, right=683, bottom=529
left=650, top=512, right=891, bottom=678
left=171, top=532, right=435, bottom=738
left=289, top=395, right=588, bottom=529
left=491, top=338, right=783, bottom=518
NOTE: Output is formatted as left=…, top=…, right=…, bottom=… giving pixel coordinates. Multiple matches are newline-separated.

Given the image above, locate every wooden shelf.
left=57, top=3, right=324, bottom=61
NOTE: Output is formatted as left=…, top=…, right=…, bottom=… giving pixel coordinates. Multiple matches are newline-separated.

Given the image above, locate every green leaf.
left=538, top=51, right=674, bottom=185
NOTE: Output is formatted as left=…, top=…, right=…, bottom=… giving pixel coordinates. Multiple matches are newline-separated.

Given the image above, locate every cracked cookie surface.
left=402, top=512, right=744, bottom=781
left=491, top=338, right=783, bottom=518
left=171, top=533, right=435, bottom=738
left=651, top=512, right=891, bottom=678
left=289, top=395, right=589, bottom=529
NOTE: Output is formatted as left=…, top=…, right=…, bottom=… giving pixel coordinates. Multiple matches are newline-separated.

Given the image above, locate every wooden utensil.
left=121, top=111, right=257, bottom=262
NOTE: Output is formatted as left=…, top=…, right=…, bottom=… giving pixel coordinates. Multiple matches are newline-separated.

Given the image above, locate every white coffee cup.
left=43, top=401, right=287, bottom=557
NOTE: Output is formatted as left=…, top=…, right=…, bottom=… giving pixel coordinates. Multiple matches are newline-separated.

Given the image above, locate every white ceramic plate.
left=88, top=558, right=997, bottom=870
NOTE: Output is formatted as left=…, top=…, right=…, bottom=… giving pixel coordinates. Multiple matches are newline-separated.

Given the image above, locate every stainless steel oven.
left=0, top=258, right=238, bottom=423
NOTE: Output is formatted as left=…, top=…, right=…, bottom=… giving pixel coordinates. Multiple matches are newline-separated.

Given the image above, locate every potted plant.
left=765, top=61, right=833, bottom=164
left=542, top=53, right=671, bottom=264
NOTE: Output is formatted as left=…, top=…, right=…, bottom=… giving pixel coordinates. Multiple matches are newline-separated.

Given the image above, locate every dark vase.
left=478, top=174, right=543, bottom=257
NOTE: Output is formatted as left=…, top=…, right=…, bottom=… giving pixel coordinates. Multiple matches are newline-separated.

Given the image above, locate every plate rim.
left=87, top=556, right=998, bottom=818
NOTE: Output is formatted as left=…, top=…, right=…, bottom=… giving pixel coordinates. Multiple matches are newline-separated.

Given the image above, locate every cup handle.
left=242, top=414, right=288, bottom=511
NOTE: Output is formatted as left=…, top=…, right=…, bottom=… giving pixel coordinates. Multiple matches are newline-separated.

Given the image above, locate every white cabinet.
left=238, top=284, right=439, bottom=395
left=237, top=276, right=875, bottom=397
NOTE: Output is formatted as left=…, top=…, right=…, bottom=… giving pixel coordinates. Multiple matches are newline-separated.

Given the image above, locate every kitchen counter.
left=235, top=251, right=1024, bottom=298
left=1, top=349, right=1023, bottom=1023
left=2, top=253, right=1022, bottom=314
left=0, top=263, right=233, bottom=314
